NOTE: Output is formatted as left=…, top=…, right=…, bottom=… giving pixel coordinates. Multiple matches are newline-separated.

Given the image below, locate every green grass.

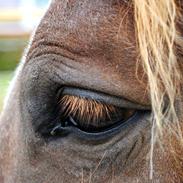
left=0, top=71, right=14, bottom=111
left=0, top=38, right=27, bottom=71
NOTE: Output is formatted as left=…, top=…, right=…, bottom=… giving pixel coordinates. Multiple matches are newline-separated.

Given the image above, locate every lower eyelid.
left=48, top=110, right=148, bottom=141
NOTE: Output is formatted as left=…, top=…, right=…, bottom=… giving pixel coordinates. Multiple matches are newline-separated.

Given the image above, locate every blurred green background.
left=0, top=0, right=49, bottom=112
left=0, top=37, right=27, bottom=111
left=0, top=71, right=13, bottom=111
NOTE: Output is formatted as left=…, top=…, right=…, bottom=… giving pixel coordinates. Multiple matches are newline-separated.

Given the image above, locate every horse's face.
left=0, top=0, right=182, bottom=183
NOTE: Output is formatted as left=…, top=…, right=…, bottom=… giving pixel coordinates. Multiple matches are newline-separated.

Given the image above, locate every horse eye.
left=56, top=95, right=136, bottom=133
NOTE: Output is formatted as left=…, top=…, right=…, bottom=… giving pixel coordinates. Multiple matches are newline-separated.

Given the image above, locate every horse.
left=0, top=0, right=182, bottom=182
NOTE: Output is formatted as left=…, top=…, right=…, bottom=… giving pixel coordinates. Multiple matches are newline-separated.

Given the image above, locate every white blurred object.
left=0, top=0, right=49, bottom=36
left=20, top=0, right=48, bottom=31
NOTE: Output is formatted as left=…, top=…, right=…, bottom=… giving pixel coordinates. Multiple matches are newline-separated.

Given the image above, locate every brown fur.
left=0, top=0, right=182, bottom=182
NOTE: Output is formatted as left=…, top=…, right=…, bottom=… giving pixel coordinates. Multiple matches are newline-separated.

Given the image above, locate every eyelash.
left=57, top=95, right=136, bottom=133
left=60, top=95, right=118, bottom=122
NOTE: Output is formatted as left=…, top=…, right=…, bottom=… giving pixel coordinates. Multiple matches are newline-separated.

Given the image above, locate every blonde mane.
left=133, top=0, right=183, bottom=178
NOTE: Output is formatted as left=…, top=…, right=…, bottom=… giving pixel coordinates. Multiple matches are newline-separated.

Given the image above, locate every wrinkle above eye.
left=25, top=53, right=150, bottom=107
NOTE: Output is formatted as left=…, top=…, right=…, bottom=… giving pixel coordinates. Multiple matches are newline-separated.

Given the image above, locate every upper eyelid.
left=60, top=87, right=151, bottom=110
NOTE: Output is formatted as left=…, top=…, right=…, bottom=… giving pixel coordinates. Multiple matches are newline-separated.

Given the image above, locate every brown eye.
left=59, top=95, right=136, bottom=133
